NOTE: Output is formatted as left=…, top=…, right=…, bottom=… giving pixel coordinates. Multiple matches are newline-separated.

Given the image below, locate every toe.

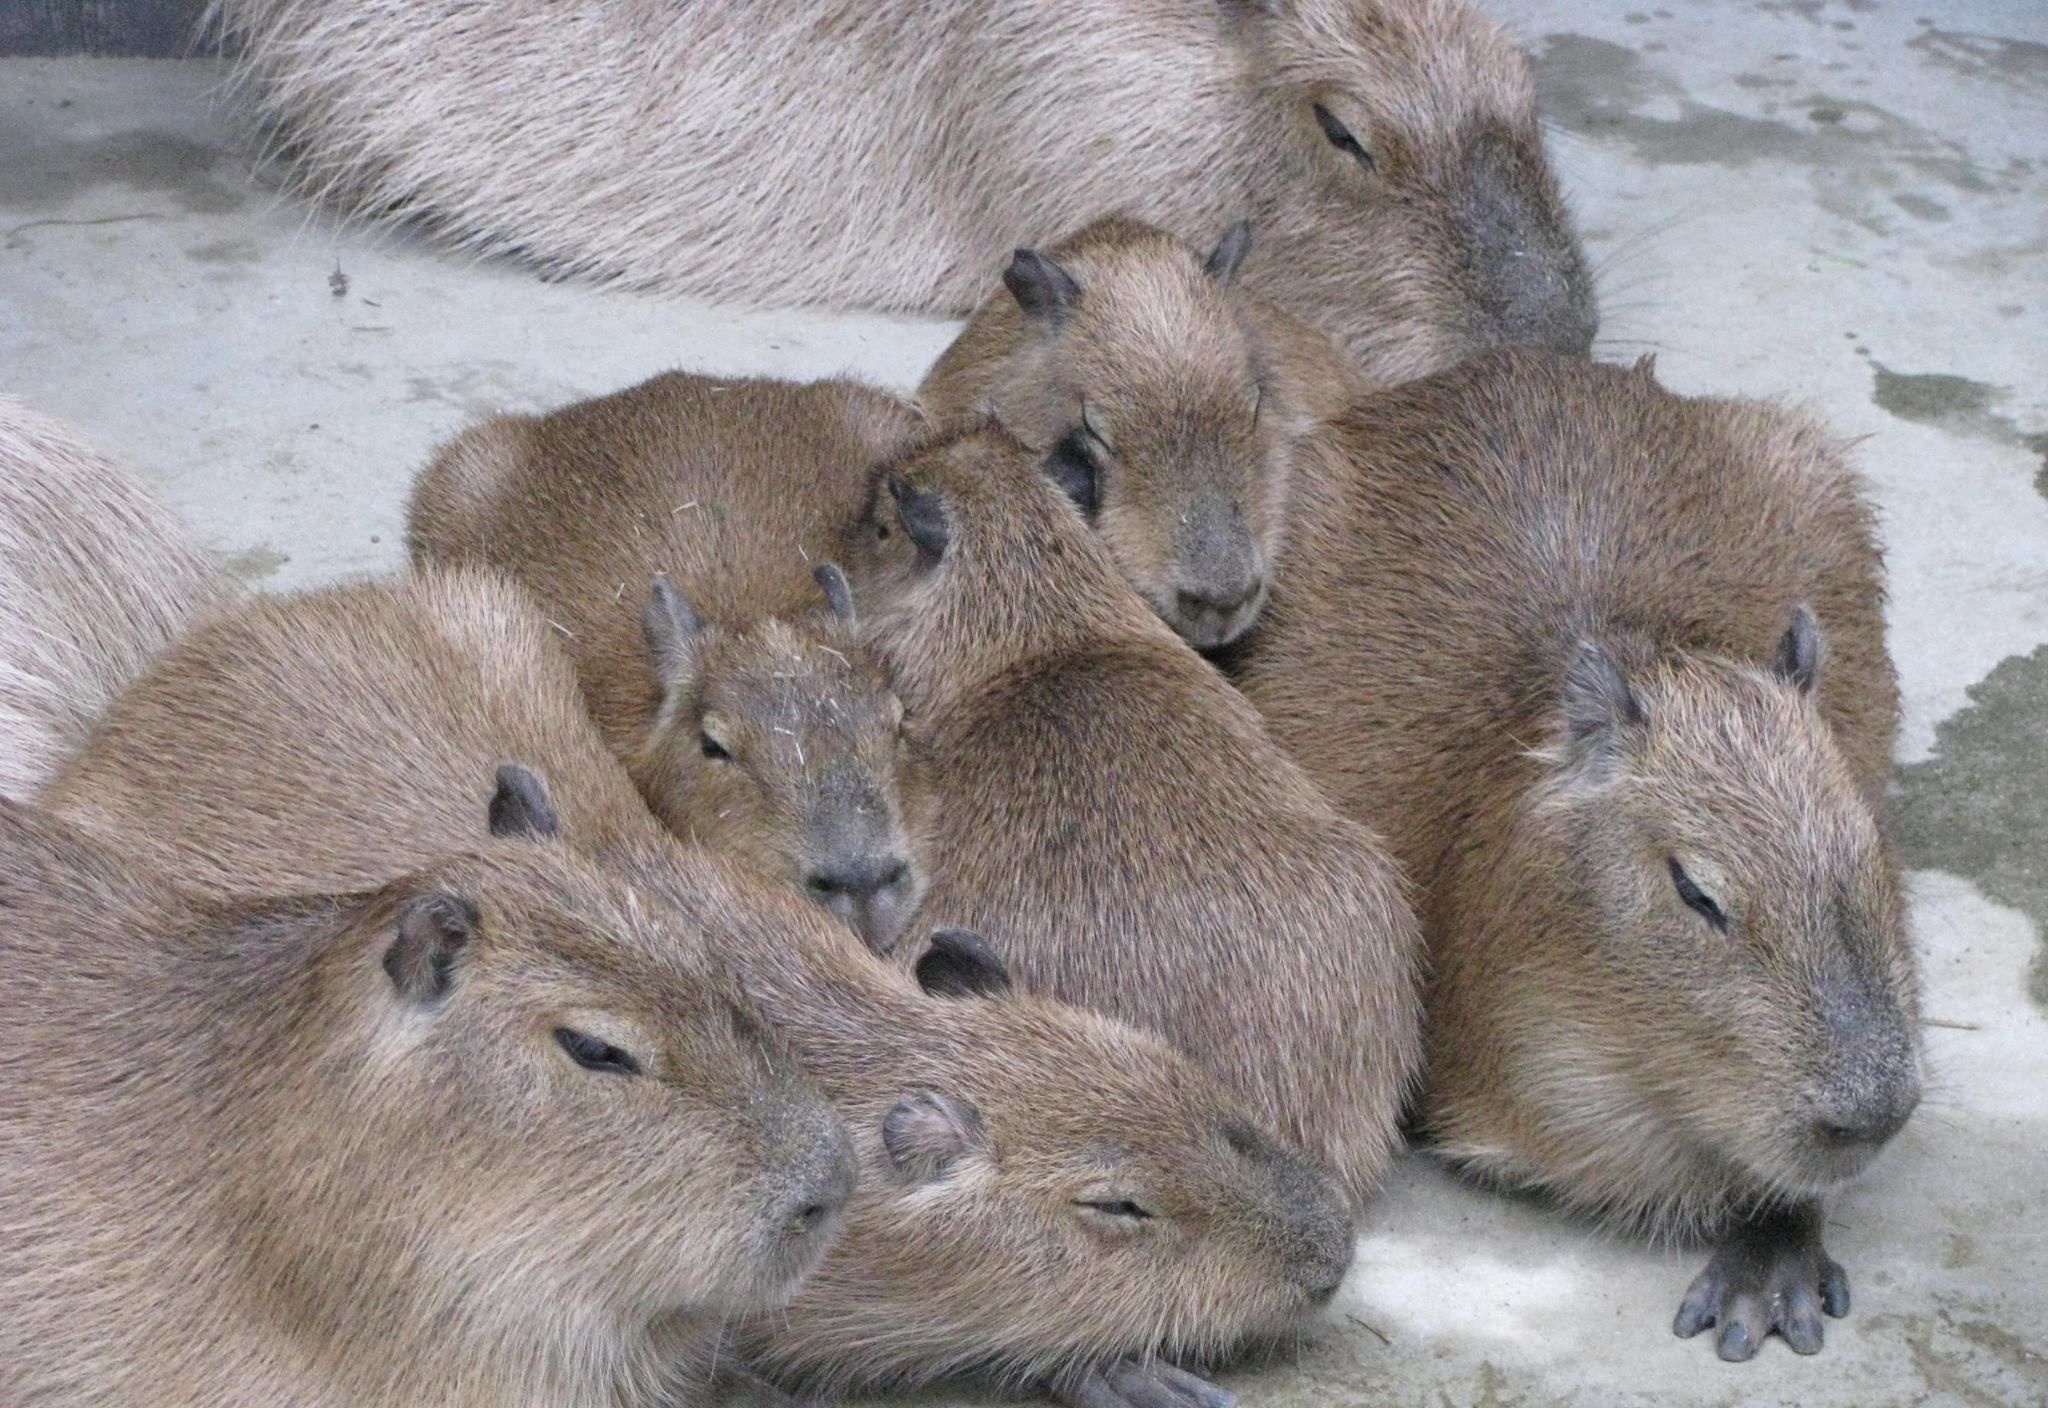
left=1819, top=1258, right=1852, bottom=1318
left=1151, top=1365, right=1235, bottom=1408
left=1716, top=1300, right=1763, bottom=1362
left=1674, top=1273, right=1721, bottom=1338
left=1059, top=1371, right=1130, bottom=1408
left=1780, top=1284, right=1826, bottom=1355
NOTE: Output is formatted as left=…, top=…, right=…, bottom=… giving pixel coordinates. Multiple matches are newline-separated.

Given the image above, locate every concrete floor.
left=1, top=2, right=2043, bottom=1404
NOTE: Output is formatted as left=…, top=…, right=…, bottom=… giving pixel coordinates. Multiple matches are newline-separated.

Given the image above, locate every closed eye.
left=700, top=732, right=731, bottom=761
left=1668, top=859, right=1727, bottom=931
left=1313, top=104, right=1376, bottom=171
left=555, top=1027, right=643, bottom=1076
left=1075, top=1198, right=1155, bottom=1221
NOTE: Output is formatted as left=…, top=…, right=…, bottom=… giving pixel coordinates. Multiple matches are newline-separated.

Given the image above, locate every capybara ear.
left=383, top=891, right=478, bottom=1005
left=813, top=562, right=858, bottom=627
left=1771, top=604, right=1822, bottom=696
left=642, top=573, right=705, bottom=691
left=1205, top=219, right=1253, bottom=285
left=914, top=928, right=1013, bottom=1000
left=1002, top=248, right=1081, bottom=327
left=1041, top=430, right=1100, bottom=520
left=886, top=476, right=952, bottom=565
left=1560, top=640, right=1645, bottom=773
left=488, top=763, right=560, bottom=840
left=882, top=1089, right=987, bottom=1184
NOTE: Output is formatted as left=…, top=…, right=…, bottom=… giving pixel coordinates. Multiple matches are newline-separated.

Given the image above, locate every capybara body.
left=0, top=397, right=233, bottom=800
left=211, top=0, right=1594, bottom=377
left=50, top=565, right=1357, bottom=1402
left=0, top=797, right=850, bottom=1408
left=919, top=217, right=1358, bottom=649
left=1229, top=349, right=1922, bottom=1358
left=847, top=426, right=1424, bottom=1206
left=408, top=375, right=927, bottom=947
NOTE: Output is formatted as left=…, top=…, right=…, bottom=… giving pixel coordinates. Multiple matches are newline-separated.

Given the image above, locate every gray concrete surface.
left=0, top=2, right=2043, bottom=1403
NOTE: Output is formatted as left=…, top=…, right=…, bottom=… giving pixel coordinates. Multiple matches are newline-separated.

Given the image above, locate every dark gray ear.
left=813, top=563, right=857, bottom=626
left=887, top=476, right=952, bottom=563
left=1772, top=605, right=1821, bottom=695
left=643, top=574, right=703, bottom=689
left=882, top=1089, right=986, bottom=1184
left=1561, top=640, right=1645, bottom=765
left=1205, top=220, right=1253, bottom=284
left=915, top=928, right=1012, bottom=1000
left=489, top=763, right=559, bottom=840
left=1003, top=248, right=1081, bottom=327
left=384, top=892, right=478, bottom=1005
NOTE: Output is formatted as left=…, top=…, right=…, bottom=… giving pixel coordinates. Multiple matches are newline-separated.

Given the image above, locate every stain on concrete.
left=184, top=237, right=261, bottom=265
left=1893, top=647, right=2048, bottom=1007
left=1940, top=1231, right=1976, bottom=1269
left=1891, top=193, right=1952, bottom=222
left=1870, top=1306, right=2048, bottom=1406
left=1909, top=27, right=2048, bottom=95
left=218, top=544, right=290, bottom=584
left=1756, top=0, right=1879, bottom=23
left=1867, top=362, right=2048, bottom=492
left=1534, top=35, right=2011, bottom=234
left=0, top=116, right=247, bottom=215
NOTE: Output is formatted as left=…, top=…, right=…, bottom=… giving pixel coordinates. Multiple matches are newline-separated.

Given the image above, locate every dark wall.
left=1, top=0, right=212, bottom=57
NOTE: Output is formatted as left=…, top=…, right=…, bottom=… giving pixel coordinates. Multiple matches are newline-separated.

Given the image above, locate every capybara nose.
left=1173, top=576, right=1266, bottom=649
left=807, top=857, right=915, bottom=952
left=784, top=1136, right=858, bottom=1240
left=1813, top=1076, right=1920, bottom=1150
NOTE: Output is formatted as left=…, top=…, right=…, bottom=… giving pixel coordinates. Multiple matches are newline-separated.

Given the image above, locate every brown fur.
left=0, top=797, right=848, bottom=1408
left=918, top=217, right=1361, bottom=649
left=1228, top=348, right=1921, bottom=1240
left=408, top=375, right=929, bottom=948
left=49, top=566, right=1358, bottom=1400
left=843, top=425, right=1424, bottom=1205
left=208, top=0, right=1595, bottom=379
left=0, top=397, right=235, bottom=800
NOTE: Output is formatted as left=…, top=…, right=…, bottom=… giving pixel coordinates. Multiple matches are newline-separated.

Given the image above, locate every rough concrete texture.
left=0, top=1, right=2042, bottom=1403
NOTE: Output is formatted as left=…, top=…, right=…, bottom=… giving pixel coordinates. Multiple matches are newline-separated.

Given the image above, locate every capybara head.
left=356, top=768, right=857, bottom=1318
left=629, top=567, right=923, bottom=952
left=1531, top=615, right=1922, bottom=1204
left=848, top=425, right=1173, bottom=711
left=754, top=927, right=1358, bottom=1393
left=931, top=217, right=1289, bottom=649
left=1239, top=0, right=1596, bottom=376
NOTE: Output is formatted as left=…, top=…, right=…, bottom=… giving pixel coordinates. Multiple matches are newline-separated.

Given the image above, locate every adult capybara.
left=1228, top=348, right=1920, bottom=1361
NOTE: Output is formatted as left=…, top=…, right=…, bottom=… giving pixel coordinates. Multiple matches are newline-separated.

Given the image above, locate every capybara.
left=1227, top=348, right=1920, bottom=1361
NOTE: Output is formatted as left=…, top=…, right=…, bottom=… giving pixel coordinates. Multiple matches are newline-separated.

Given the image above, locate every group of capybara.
left=0, top=1, right=1925, bottom=1405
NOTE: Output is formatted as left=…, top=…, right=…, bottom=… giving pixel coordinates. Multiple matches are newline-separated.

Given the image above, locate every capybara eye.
left=1667, top=859, right=1728, bottom=932
left=554, top=1027, right=643, bottom=1076
left=1313, top=103, right=1376, bottom=171
left=1075, top=1198, right=1156, bottom=1221
left=700, top=732, right=732, bottom=761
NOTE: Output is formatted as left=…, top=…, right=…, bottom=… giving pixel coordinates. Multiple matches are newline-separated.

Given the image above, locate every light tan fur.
left=0, top=397, right=234, bottom=800
left=1228, top=348, right=1921, bottom=1351
left=919, top=217, right=1361, bottom=649
left=408, top=376, right=929, bottom=949
left=844, top=425, right=1424, bottom=1206
left=49, top=565, right=1357, bottom=1403
left=208, top=0, right=1594, bottom=378
left=0, top=797, right=849, bottom=1408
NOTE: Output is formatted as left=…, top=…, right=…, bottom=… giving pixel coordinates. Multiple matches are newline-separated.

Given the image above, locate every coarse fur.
left=48, top=565, right=1357, bottom=1403
left=208, top=0, right=1594, bottom=379
left=0, top=397, right=233, bottom=800
left=1226, top=349, right=1921, bottom=1345
left=0, top=797, right=850, bottom=1408
left=407, top=375, right=930, bottom=951
left=845, top=425, right=1424, bottom=1206
left=920, top=217, right=1361, bottom=650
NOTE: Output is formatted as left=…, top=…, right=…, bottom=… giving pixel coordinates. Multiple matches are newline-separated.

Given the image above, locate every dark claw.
left=1819, top=1257, right=1852, bottom=1317
left=1674, top=1200, right=1852, bottom=1361
left=1716, top=1317, right=1757, bottom=1362
left=1781, top=1284, right=1825, bottom=1355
